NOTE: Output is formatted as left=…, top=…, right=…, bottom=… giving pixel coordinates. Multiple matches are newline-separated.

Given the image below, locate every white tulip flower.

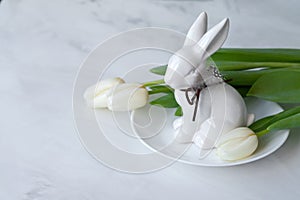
left=107, top=83, right=149, bottom=111
left=216, top=127, right=258, bottom=161
left=84, top=77, right=125, bottom=108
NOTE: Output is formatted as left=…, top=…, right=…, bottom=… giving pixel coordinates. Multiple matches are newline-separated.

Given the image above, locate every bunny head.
left=164, top=12, right=230, bottom=90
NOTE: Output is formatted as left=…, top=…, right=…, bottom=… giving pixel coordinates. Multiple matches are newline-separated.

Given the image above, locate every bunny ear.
left=196, top=18, right=229, bottom=59
left=183, top=12, right=208, bottom=46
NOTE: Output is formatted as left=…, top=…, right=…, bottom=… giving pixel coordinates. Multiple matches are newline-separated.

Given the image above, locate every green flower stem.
left=147, top=85, right=174, bottom=95
left=149, top=65, right=300, bottom=87
left=222, top=68, right=300, bottom=86
left=255, top=129, right=270, bottom=137
left=142, top=79, right=165, bottom=87
left=144, top=68, right=295, bottom=89
left=216, top=61, right=300, bottom=71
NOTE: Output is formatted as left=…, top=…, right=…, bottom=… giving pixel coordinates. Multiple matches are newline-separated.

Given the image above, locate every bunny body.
left=165, top=12, right=252, bottom=149
left=174, top=82, right=248, bottom=148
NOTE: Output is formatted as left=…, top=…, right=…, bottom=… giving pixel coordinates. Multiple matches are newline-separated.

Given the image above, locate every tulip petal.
left=217, top=135, right=258, bottom=161
left=216, top=127, right=254, bottom=147
left=83, top=77, right=125, bottom=108
left=107, top=83, right=149, bottom=111
left=216, top=127, right=258, bottom=161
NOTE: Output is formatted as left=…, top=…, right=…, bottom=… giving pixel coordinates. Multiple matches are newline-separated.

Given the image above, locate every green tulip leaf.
left=268, top=113, right=300, bottom=131
left=175, top=106, right=183, bottom=116
left=247, top=71, right=300, bottom=103
left=150, top=65, right=167, bottom=76
left=150, top=93, right=179, bottom=108
left=212, top=48, right=300, bottom=64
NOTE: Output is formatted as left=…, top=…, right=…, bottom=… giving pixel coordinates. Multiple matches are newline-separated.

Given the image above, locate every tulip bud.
left=84, top=77, right=125, bottom=108
left=216, top=127, right=258, bottom=161
left=107, top=83, right=149, bottom=111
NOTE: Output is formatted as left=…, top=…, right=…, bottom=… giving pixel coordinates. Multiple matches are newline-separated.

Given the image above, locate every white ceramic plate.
left=124, top=65, right=289, bottom=166
left=131, top=96, right=289, bottom=167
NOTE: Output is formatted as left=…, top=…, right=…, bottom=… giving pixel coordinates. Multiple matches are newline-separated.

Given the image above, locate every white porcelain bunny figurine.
left=164, top=12, right=254, bottom=149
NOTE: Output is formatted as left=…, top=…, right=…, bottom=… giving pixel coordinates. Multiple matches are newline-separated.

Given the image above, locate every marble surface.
left=1, top=0, right=300, bottom=199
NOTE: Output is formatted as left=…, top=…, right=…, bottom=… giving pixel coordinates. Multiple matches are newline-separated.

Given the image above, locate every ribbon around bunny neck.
left=180, top=84, right=206, bottom=122
left=180, top=66, right=231, bottom=122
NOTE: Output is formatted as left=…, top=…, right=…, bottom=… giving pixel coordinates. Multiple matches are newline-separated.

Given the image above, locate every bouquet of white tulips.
left=84, top=48, right=300, bottom=161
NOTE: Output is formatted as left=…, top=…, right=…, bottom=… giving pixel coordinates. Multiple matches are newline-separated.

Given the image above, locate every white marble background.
left=1, top=0, right=300, bottom=199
